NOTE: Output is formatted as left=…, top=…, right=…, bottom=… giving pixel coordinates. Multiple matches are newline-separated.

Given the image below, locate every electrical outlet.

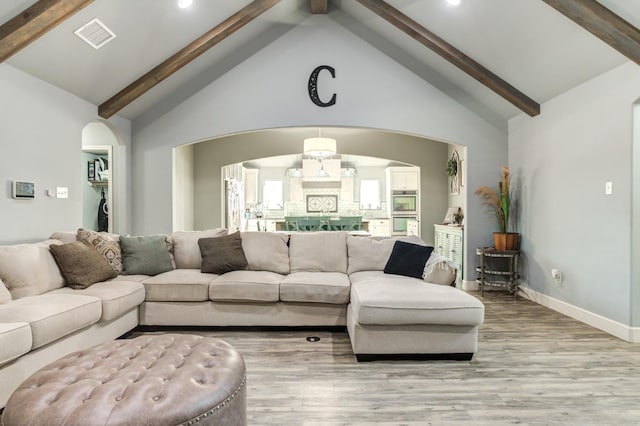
left=605, top=181, right=613, bottom=195
left=551, top=268, right=562, bottom=285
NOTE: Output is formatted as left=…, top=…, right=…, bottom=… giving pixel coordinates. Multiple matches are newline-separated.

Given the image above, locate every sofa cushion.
left=110, top=274, right=150, bottom=283
left=50, top=242, right=118, bottom=289
left=0, top=293, right=102, bottom=349
left=49, top=231, right=78, bottom=244
left=350, top=278, right=484, bottom=326
left=280, top=272, right=350, bottom=304
left=199, top=231, right=248, bottom=274
left=0, top=322, right=32, bottom=366
left=346, top=236, right=398, bottom=274
left=241, top=232, right=290, bottom=274
left=0, top=277, right=11, bottom=304
left=0, top=240, right=65, bottom=299
left=210, top=270, right=283, bottom=302
left=120, top=235, right=174, bottom=276
left=76, top=228, right=123, bottom=273
left=383, top=241, right=434, bottom=279
left=289, top=232, right=348, bottom=273
left=143, top=269, right=217, bottom=302
left=49, top=280, right=144, bottom=321
left=172, top=229, right=227, bottom=269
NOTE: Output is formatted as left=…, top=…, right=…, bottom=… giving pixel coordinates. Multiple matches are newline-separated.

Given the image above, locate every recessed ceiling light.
left=178, top=0, right=193, bottom=8
left=446, top=0, right=461, bottom=6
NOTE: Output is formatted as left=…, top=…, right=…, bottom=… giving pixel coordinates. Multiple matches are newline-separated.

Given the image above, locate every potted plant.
left=474, top=166, right=519, bottom=250
left=446, top=158, right=458, bottom=177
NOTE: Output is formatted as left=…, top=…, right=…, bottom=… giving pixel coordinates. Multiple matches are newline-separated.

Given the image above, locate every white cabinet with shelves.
left=434, top=224, right=464, bottom=285
left=368, top=219, right=390, bottom=237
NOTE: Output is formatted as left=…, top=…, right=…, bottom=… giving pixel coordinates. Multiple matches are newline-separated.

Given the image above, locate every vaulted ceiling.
left=2, top=0, right=640, bottom=128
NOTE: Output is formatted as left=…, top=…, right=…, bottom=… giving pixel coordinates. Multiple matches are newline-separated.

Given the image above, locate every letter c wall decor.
left=308, top=65, right=336, bottom=107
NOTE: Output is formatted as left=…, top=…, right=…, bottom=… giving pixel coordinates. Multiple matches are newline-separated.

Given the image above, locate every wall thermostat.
left=12, top=181, right=35, bottom=199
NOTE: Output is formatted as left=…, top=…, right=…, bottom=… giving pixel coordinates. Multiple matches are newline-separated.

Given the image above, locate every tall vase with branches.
left=475, top=166, right=519, bottom=250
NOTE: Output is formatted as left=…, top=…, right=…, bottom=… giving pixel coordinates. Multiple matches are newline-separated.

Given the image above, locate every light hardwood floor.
left=135, top=292, right=640, bottom=425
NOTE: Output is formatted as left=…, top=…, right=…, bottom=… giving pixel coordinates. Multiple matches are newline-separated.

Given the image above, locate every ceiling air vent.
left=74, top=18, right=116, bottom=50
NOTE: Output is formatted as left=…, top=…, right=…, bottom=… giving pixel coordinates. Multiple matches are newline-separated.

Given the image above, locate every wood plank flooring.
left=133, top=292, right=640, bottom=425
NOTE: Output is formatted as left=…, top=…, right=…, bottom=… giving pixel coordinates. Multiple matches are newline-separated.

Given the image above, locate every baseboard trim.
left=461, top=279, right=478, bottom=291
left=518, top=287, right=639, bottom=343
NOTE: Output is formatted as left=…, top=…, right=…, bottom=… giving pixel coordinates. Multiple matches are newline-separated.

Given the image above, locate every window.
left=360, top=179, right=380, bottom=210
left=263, top=180, right=283, bottom=210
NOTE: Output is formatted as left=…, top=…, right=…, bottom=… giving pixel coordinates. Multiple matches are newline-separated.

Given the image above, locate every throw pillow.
left=50, top=242, right=117, bottom=289
left=119, top=235, right=174, bottom=276
left=383, top=240, right=434, bottom=279
left=77, top=228, right=123, bottom=274
left=198, top=231, right=248, bottom=274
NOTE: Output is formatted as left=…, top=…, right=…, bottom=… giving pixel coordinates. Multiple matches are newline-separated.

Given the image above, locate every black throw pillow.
left=383, top=240, right=434, bottom=279
left=198, top=231, right=248, bottom=274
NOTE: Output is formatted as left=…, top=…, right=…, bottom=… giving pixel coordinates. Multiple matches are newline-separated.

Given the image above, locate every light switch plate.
left=56, top=187, right=69, bottom=199
left=605, top=181, right=613, bottom=195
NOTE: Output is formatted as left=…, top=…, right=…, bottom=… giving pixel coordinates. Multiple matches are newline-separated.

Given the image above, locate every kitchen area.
left=223, top=155, right=421, bottom=237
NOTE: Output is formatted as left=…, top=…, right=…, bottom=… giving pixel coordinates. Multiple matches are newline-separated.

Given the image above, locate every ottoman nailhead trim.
left=180, top=375, right=246, bottom=426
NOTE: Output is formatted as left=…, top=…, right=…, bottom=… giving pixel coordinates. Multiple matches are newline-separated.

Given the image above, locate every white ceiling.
left=2, top=0, right=639, bottom=128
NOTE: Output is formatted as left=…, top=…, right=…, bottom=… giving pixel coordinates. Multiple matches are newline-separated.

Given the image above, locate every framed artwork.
left=306, top=194, right=338, bottom=213
left=443, top=207, right=458, bottom=224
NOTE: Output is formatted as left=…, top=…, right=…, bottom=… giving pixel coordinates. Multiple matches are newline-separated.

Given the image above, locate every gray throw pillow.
left=50, top=242, right=118, bottom=289
left=198, top=231, right=248, bottom=274
left=120, top=235, right=174, bottom=276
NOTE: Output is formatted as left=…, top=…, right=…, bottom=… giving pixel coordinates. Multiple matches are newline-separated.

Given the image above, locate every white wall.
left=0, top=64, right=102, bottom=243
left=509, top=62, right=639, bottom=326
left=173, top=144, right=195, bottom=231
left=132, top=16, right=506, bottom=282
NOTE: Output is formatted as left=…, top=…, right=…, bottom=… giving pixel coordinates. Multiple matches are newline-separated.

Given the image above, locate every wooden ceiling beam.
left=0, top=0, right=94, bottom=62
left=310, top=0, right=328, bottom=14
left=543, top=0, right=640, bottom=66
left=356, top=0, right=540, bottom=117
left=98, top=0, right=280, bottom=119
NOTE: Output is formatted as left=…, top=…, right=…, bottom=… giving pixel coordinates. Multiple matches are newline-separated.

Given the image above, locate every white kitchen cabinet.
left=340, top=176, right=354, bottom=202
left=368, top=219, right=390, bottom=237
left=434, top=224, right=464, bottom=285
left=288, top=177, right=303, bottom=203
left=386, top=167, right=419, bottom=191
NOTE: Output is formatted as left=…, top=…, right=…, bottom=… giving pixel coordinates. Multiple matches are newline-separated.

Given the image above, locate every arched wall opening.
left=82, top=120, right=129, bottom=234
left=172, top=126, right=467, bottom=247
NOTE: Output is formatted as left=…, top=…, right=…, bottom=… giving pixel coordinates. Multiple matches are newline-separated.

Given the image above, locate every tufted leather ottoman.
left=1, top=334, right=246, bottom=426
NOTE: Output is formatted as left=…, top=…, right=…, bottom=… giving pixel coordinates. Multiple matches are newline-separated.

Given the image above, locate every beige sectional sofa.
left=0, top=229, right=484, bottom=408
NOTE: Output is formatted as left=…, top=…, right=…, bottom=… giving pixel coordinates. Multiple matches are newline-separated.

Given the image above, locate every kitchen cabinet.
left=288, top=177, right=303, bottom=203
left=386, top=167, right=419, bottom=191
left=434, top=224, right=463, bottom=285
left=340, top=176, right=354, bottom=202
left=368, top=219, right=390, bottom=237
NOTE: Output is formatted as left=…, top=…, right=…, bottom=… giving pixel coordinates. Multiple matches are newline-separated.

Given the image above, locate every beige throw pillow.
left=50, top=242, right=118, bottom=289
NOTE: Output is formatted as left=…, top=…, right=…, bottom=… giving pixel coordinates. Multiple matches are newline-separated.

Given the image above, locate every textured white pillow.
left=0, top=240, right=65, bottom=299
left=241, top=232, right=290, bottom=274
left=171, top=229, right=227, bottom=269
left=289, top=232, right=348, bottom=273
left=0, top=277, right=11, bottom=304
